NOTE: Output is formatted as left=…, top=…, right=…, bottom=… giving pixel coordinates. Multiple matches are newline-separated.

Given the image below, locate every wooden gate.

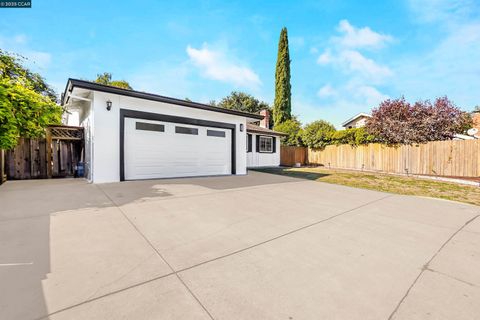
left=280, top=146, right=308, bottom=166
left=5, top=126, right=84, bottom=180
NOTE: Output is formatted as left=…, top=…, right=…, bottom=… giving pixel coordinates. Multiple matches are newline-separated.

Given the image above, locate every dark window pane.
left=247, top=134, right=252, bottom=152
left=259, top=136, right=273, bottom=152
left=136, top=122, right=165, bottom=132
left=207, top=130, right=226, bottom=137
left=175, top=126, right=198, bottom=135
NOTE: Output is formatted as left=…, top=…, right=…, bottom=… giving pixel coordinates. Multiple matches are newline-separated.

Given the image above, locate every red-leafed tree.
left=366, top=96, right=472, bottom=144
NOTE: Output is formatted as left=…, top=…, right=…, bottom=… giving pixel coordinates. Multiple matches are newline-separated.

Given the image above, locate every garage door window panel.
left=136, top=122, right=165, bottom=132
left=207, top=130, right=226, bottom=137
left=175, top=126, right=198, bottom=135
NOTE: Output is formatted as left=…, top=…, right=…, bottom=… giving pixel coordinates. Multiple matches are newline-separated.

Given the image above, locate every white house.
left=62, top=79, right=283, bottom=183
left=342, top=113, right=371, bottom=129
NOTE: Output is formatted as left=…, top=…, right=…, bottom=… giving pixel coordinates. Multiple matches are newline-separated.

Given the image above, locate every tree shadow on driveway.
left=252, top=167, right=331, bottom=181
left=99, top=170, right=303, bottom=206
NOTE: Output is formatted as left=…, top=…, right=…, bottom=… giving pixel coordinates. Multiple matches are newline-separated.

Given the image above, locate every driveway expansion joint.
left=177, top=194, right=394, bottom=274
left=387, top=214, right=480, bottom=320
left=425, top=267, right=478, bottom=288
left=96, top=184, right=216, bottom=320
left=94, top=185, right=391, bottom=320
left=35, top=273, right=175, bottom=320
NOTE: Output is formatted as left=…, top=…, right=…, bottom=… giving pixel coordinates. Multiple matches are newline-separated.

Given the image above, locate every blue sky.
left=1, top=0, right=479, bottom=127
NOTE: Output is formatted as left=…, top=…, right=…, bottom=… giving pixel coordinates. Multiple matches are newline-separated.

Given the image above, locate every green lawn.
left=254, top=167, right=480, bottom=206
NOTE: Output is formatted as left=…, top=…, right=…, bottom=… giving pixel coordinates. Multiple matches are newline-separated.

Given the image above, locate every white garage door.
left=124, top=118, right=232, bottom=180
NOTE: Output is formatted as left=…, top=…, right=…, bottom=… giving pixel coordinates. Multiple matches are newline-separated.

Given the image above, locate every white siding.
left=246, top=133, right=281, bottom=168
left=89, top=91, right=247, bottom=183
left=79, top=100, right=94, bottom=182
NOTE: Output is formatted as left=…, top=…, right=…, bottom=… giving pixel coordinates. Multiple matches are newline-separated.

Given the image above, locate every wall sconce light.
left=106, top=100, right=112, bottom=111
left=240, top=123, right=244, bottom=132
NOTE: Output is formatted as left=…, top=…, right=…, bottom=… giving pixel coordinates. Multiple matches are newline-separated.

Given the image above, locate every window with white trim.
left=259, top=136, right=273, bottom=152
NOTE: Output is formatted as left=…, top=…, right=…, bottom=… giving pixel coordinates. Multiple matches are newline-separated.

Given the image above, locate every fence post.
left=46, top=127, right=53, bottom=179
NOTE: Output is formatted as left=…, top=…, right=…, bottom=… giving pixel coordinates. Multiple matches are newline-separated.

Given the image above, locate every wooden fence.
left=280, top=146, right=308, bottom=166
left=281, top=140, right=480, bottom=178
left=5, top=126, right=83, bottom=180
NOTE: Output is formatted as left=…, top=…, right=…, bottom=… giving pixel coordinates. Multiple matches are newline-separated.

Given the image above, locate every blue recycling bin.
left=75, top=162, right=84, bottom=178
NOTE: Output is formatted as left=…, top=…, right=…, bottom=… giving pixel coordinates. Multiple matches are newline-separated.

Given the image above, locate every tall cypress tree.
left=273, top=27, right=292, bottom=126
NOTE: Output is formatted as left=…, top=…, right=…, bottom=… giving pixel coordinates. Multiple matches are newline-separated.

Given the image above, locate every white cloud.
left=317, top=49, right=332, bottom=64
left=317, top=84, right=336, bottom=98
left=353, top=85, right=390, bottom=107
left=186, top=43, right=261, bottom=89
left=312, top=20, right=393, bottom=125
left=317, top=21, right=393, bottom=84
left=317, top=49, right=392, bottom=82
left=340, top=50, right=392, bottom=80
left=335, top=20, right=393, bottom=49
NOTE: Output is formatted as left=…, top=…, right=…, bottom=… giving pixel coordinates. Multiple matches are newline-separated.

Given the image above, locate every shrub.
left=274, top=118, right=303, bottom=146
left=302, top=120, right=336, bottom=149
left=330, top=129, right=356, bottom=145
left=328, top=127, right=376, bottom=146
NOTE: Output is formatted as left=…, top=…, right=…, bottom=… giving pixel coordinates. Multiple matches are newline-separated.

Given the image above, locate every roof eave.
left=63, top=79, right=264, bottom=120
left=341, top=113, right=371, bottom=127
left=246, top=128, right=287, bottom=136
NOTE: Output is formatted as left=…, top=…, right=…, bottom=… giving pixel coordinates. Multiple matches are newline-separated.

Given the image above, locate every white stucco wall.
left=246, top=133, right=281, bottom=167
left=89, top=91, right=247, bottom=183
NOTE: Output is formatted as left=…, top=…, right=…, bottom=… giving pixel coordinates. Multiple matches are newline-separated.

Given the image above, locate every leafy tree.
left=274, top=118, right=303, bottom=146
left=217, top=91, right=273, bottom=127
left=217, top=91, right=269, bottom=113
left=366, top=96, right=472, bottom=144
left=0, top=49, right=56, bottom=100
left=302, top=120, right=336, bottom=149
left=273, top=27, right=292, bottom=126
left=473, top=105, right=480, bottom=113
left=0, top=50, right=62, bottom=149
left=94, top=72, right=132, bottom=90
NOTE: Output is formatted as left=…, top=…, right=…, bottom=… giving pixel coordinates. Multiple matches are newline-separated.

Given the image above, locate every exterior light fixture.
left=240, top=123, right=244, bottom=132
left=106, top=100, right=112, bottom=111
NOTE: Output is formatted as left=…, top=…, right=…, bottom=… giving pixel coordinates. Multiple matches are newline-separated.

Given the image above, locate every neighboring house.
left=342, top=113, right=371, bottom=129
left=455, top=111, right=480, bottom=140
left=61, top=79, right=282, bottom=183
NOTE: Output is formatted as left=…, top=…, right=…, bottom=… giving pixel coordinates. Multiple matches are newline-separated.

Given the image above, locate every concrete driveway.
left=1, top=171, right=479, bottom=320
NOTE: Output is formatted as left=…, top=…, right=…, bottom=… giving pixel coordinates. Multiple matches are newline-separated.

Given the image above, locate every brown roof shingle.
left=246, top=123, right=287, bottom=136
